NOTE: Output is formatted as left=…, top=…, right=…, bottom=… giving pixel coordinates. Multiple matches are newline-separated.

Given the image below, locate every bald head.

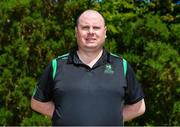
left=76, top=10, right=105, bottom=27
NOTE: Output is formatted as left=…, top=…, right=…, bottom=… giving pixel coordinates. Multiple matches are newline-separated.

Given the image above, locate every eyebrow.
left=79, top=23, right=103, bottom=26
left=79, top=25, right=102, bottom=28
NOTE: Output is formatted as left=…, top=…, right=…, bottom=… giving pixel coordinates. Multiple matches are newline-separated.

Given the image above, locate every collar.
left=67, top=48, right=111, bottom=67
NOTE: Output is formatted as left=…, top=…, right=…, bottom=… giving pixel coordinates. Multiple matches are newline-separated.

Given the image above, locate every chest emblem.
left=104, top=64, right=114, bottom=74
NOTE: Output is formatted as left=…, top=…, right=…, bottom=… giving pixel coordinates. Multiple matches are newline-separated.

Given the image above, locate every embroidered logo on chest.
left=104, top=64, right=114, bottom=74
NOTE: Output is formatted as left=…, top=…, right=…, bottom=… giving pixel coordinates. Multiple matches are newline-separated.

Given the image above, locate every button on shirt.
left=33, top=49, right=144, bottom=126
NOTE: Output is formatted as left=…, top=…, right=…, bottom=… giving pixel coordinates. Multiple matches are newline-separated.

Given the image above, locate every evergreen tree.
left=0, top=0, right=179, bottom=125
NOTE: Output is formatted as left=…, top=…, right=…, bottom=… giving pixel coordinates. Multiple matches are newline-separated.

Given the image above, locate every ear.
left=104, top=26, right=107, bottom=31
left=104, top=26, right=107, bottom=37
left=75, top=27, right=78, bottom=37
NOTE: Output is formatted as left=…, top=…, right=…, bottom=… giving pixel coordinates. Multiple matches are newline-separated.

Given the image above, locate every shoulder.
left=109, top=52, right=124, bottom=63
left=52, top=53, right=70, bottom=64
left=56, top=53, right=70, bottom=61
left=51, top=53, right=70, bottom=79
left=51, top=53, right=70, bottom=69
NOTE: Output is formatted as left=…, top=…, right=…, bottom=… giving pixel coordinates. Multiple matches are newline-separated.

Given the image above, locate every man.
left=31, top=9, right=145, bottom=126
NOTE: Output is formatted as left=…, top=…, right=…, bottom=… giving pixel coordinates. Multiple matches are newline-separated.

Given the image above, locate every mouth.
left=86, top=38, right=96, bottom=41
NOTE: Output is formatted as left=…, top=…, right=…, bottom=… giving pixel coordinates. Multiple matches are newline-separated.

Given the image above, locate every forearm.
left=123, top=99, right=145, bottom=122
left=31, top=98, right=55, bottom=118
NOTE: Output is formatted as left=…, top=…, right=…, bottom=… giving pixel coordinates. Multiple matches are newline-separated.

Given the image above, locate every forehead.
left=78, top=11, right=105, bottom=26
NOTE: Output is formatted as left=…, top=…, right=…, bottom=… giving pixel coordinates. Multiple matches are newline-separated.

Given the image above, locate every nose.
left=88, top=27, right=94, bottom=34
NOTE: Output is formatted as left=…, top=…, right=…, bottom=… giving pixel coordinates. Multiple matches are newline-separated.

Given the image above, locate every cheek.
left=77, top=33, right=87, bottom=44
left=98, top=32, right=106, bottom=39
left=78, top=32, right=86, bottom=39
left=98, top=30, right=106, bottom=36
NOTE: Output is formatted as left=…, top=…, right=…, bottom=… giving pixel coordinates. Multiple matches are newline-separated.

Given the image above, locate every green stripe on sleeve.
left=52, top=59, right=57, bottom=79
left=123, top=58, right=127, bottom=77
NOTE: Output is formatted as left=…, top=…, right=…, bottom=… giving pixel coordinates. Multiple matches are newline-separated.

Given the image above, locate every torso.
left=52, top=50, right=126, bottom=125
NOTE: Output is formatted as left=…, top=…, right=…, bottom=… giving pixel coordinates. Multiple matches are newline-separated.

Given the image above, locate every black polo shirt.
left=33, top=49, right=144, bottom=126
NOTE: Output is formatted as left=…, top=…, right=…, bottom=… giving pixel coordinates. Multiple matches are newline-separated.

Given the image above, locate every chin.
left=84, top=46, right=102, bottom=51
left=83, top=43, right=96, bottom=47
left=85, top=45, right=98, bottom=49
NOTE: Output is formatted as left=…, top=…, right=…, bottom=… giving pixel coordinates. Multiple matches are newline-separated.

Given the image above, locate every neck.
left=77, top=49, right=103, bottom=67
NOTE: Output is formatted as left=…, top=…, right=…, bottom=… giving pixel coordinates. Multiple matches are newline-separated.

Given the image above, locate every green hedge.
left=0, top=0, right=179, bottom=125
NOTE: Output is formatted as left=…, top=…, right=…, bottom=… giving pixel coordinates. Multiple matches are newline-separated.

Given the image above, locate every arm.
left=123, top=99, right=145, bottom=122
left=31, top=97, right=55, bottom=118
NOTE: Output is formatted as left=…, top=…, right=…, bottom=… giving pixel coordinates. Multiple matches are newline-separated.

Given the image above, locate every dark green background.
left=0, top=0, right=179, bottom=125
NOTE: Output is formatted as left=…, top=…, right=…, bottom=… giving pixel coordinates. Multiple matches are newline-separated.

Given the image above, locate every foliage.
left=0, top=0, right=179, bottom=126
left=21, top=112, right=51, bottom=126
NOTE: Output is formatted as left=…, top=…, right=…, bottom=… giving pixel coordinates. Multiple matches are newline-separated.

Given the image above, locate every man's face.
left=75, top=11, right=107, bottom=52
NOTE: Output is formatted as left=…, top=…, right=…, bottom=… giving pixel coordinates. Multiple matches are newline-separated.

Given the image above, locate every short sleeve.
left=32, top=62, right=54, bottom=102
left=124, top=63, right=144, bottom=105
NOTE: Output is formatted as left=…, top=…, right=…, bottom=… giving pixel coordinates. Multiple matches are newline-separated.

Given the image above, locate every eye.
left=93, top=26, right=100, bottom=30
left=82, top=26, right=89, bottom=30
